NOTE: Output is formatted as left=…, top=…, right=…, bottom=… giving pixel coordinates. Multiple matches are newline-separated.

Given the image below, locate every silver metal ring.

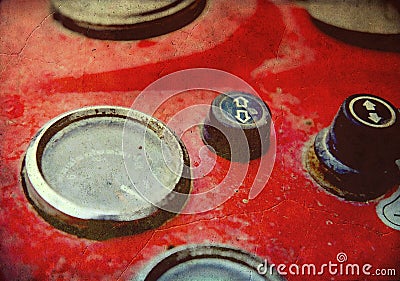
left=22, top=106, right=191, bottom=240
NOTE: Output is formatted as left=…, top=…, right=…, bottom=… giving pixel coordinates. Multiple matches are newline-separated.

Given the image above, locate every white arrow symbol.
left=233, top=97, right=249, bottom=108
left=363, top=100, right=376, bottom=111
left=235, top=109, right=251, bottom=123
left=368, top=112, right=382, bottom=123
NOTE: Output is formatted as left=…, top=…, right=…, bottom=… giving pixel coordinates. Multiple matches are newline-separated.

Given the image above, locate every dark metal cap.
left=202, top=92, right=272, bottom=162
left=327, top=94, right=399, bottom=170
left=308, top=94, right=400, bottom=201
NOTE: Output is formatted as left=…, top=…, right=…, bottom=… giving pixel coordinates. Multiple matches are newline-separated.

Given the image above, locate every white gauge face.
left=24, top=107, right=186, bottom=221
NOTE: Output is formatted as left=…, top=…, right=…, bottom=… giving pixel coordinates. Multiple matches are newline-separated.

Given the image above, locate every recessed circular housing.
left=305, top=0, right=400, bottom=52
left=51, top=0, right=207, bottom=40
left=135, top=244, right=286, bottom=281
left=22, top=106, right=191, bottom=240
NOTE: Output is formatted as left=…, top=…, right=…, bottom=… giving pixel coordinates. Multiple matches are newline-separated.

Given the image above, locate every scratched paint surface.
left=1, top=0, right=399, bottom=280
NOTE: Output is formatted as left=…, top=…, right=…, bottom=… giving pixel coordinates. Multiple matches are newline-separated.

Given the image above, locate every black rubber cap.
left=202, top=92, right=272, bottom=162
left=313, top=93, right=400, bottom=201
left=327, top=94, right=400, bottom=170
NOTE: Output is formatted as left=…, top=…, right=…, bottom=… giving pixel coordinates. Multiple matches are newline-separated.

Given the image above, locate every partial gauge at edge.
left=134, top=244, right=286, bottom=281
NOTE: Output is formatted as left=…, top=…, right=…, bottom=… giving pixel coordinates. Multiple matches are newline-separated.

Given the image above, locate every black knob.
left=308, top=93, right=400, bottom=201
left=328, top=94, right=400, bottom=169
left=201, top=92, right=272, bottom=162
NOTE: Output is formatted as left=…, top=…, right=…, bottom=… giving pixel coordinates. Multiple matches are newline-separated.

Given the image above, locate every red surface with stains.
left=1, top=0, right=399, bottom=280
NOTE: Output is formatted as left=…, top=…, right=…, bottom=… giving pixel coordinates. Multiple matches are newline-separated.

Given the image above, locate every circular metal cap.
left=51, top=0, right=207, bottom=40
left=22, top=106, right=191, bottom=240
left=306, top=0, right=400, bottom=34
left=202, top=92, right=272, bottom=162
left=304, top=0, right=400, bottom=52
left=134, top=244, right=286, bottom=281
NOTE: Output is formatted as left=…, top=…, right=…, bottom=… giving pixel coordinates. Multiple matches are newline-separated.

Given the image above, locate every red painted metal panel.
left=1, top=1, right=399, bottom=280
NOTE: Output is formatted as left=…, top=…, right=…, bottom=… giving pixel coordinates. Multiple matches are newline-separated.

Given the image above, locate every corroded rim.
left=134, top=244, right=286, bottom=281
left=22, top=106, right=191, bottom=240
left=303, top=131, right=397, bottom=202
left=306, top=0, right=400, bottom=35
left=51, top=0, right=207, bottom=40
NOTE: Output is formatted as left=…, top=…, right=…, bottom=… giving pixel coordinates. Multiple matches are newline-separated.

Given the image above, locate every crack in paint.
left=3, top=13, right=54, bottom=57
left=251, top=2, right=315, bottom=78
left=115, top=231, right=156, bottom=281
left=115, top=200, right=292, bottom=278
